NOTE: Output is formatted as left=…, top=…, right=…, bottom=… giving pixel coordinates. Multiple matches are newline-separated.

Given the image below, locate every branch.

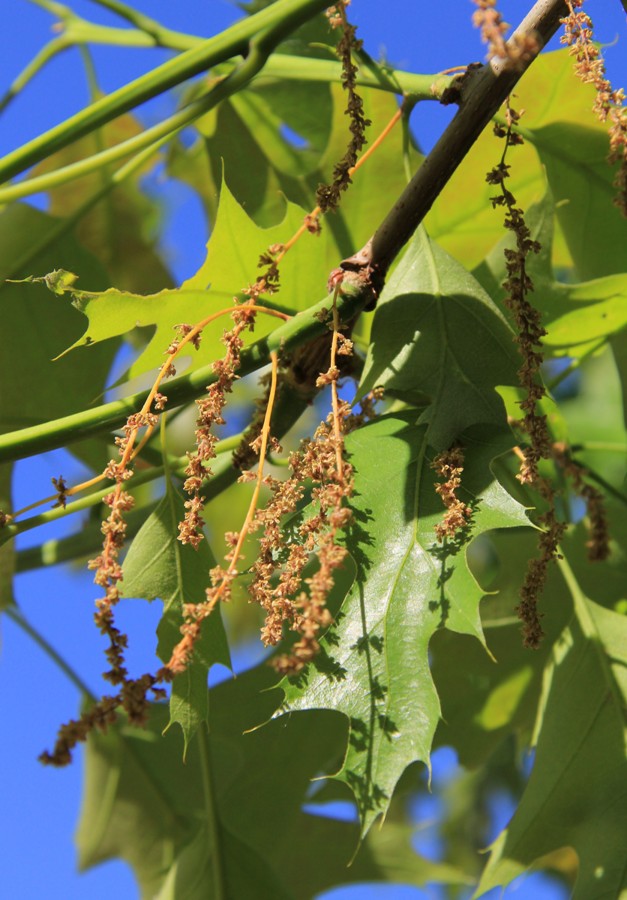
left=340, top=0, right=569, bottom=289
left=0, top=0, right=331, bottom=183
left=0, top=288, right=365, bottom=464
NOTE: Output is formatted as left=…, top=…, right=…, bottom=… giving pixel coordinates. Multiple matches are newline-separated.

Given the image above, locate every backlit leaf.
left=0, top=203, right=118, bottom=468
left=426, top=50, right=627, bottom=277
left=121, top=476, right=230, bottom=753
left=33, top=108, right=173, bottom=294
left=477, top=561, right=627, bottom=899
left=58, top=180, right=331, bottom=382
left=78, top=661, right=460, bottom=898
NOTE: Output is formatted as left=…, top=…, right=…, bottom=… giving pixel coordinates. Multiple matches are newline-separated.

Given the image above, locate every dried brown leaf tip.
left=317, top=2, right=371, bottom=212
left=561, top=0, right=627, bottom=215
left=432, top=446, right=472, bottom=541
left=472, top=0, right=539, bottom=70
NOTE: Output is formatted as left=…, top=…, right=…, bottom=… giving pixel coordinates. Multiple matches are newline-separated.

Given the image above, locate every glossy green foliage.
left=2, top=1, right=627, bottom=895
left=359, top=228, right=520, bottom=448
left=282, top=415, right=530, bottom=832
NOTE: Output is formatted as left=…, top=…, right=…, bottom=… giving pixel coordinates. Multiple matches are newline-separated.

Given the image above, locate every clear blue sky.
left=1, top=1, right=626, bottom=897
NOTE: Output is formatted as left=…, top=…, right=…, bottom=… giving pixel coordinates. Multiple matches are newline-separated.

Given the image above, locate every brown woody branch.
left=340, top=0, right=569, bottom=299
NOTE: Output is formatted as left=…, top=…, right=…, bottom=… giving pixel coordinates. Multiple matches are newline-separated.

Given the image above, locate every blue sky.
left=1, top=1, right=626, bottom=897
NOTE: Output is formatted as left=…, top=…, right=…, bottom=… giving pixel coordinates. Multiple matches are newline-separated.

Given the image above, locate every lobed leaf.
left=121, top=476, right=230, bottom=754
left=358, top=227, right=521, bottom=449
left=477, top=558, right=627, bottom=899
left=426, top=50, right=627, bottom=277
left=58, top=179, right=331, bottom=382
left=33, top=109, right=173, bottom=294
left=77, top=661, right=468, bottom=897
left=280, top=413, right=530, bottom=834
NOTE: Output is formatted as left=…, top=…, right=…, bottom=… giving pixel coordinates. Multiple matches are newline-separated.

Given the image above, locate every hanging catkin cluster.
left=487, top=101, right=566, bottom=648
left=561, top=0, right=627, bottom=214
left=317, top=2, right=371, bottom=212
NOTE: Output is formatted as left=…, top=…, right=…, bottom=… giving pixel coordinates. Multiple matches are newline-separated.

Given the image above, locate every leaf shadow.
left=428, top=498, right=481, bottom=628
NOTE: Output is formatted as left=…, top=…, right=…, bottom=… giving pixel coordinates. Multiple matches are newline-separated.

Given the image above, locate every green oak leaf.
left=280, top=413, right=530, bottom=834
left=427, top=50, right=627, bottom=277
left=57, top=179, right=330, bottom=381
left=168, top=2, right=335, bottom=229
left=33, top=109, right=173, bottom=294
left=0, top=203, right=118, bottom=469
left=476, top=558, right=627, bottom=899
left=170, top=80, right=421, bottom=281
left=77, top=661, right=467, bottom=898
left=121, top=475, right=230, bottom=754
left=473, top=190, right=627, bottom=360
left=432, top=527, right=573, bottom=768
left=358, top=227, right=520, bottom=449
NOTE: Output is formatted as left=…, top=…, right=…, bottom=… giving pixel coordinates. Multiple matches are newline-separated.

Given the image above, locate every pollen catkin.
left=431, top=446, right=472, bottom=541
left=471, top=0, right=539, bottom=69
left=488, top=100, right=565, bottom=648
left=561, top=0, right=627, bottom=215
left=552, top=443, right=610, bottom=562
left=316, top=3, right=371, bottom=212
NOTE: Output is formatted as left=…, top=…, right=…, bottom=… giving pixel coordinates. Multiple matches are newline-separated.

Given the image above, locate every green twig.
left=0, top=287, right=364, bottom=464
left=0, top=0, right=332, bottom=183
left=4, top=132, right=171, bottom=282
left=0, top=37, right=71, bottom=115
left=4, top=434, right=241, bottom=543
left=4, top=605, right=96, bottom=700
left=9, top=380, right=311, bottom=554
left=83, top=0, right=182, bottom=39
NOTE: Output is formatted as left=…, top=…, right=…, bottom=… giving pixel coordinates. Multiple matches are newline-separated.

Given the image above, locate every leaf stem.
left=198, top=721, right=227, bottom=900
left=0, top=288, right=364, bottom=465
left=4, top=605, right=96, bottom=701
left=0, top=0, right=332, bottom=183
